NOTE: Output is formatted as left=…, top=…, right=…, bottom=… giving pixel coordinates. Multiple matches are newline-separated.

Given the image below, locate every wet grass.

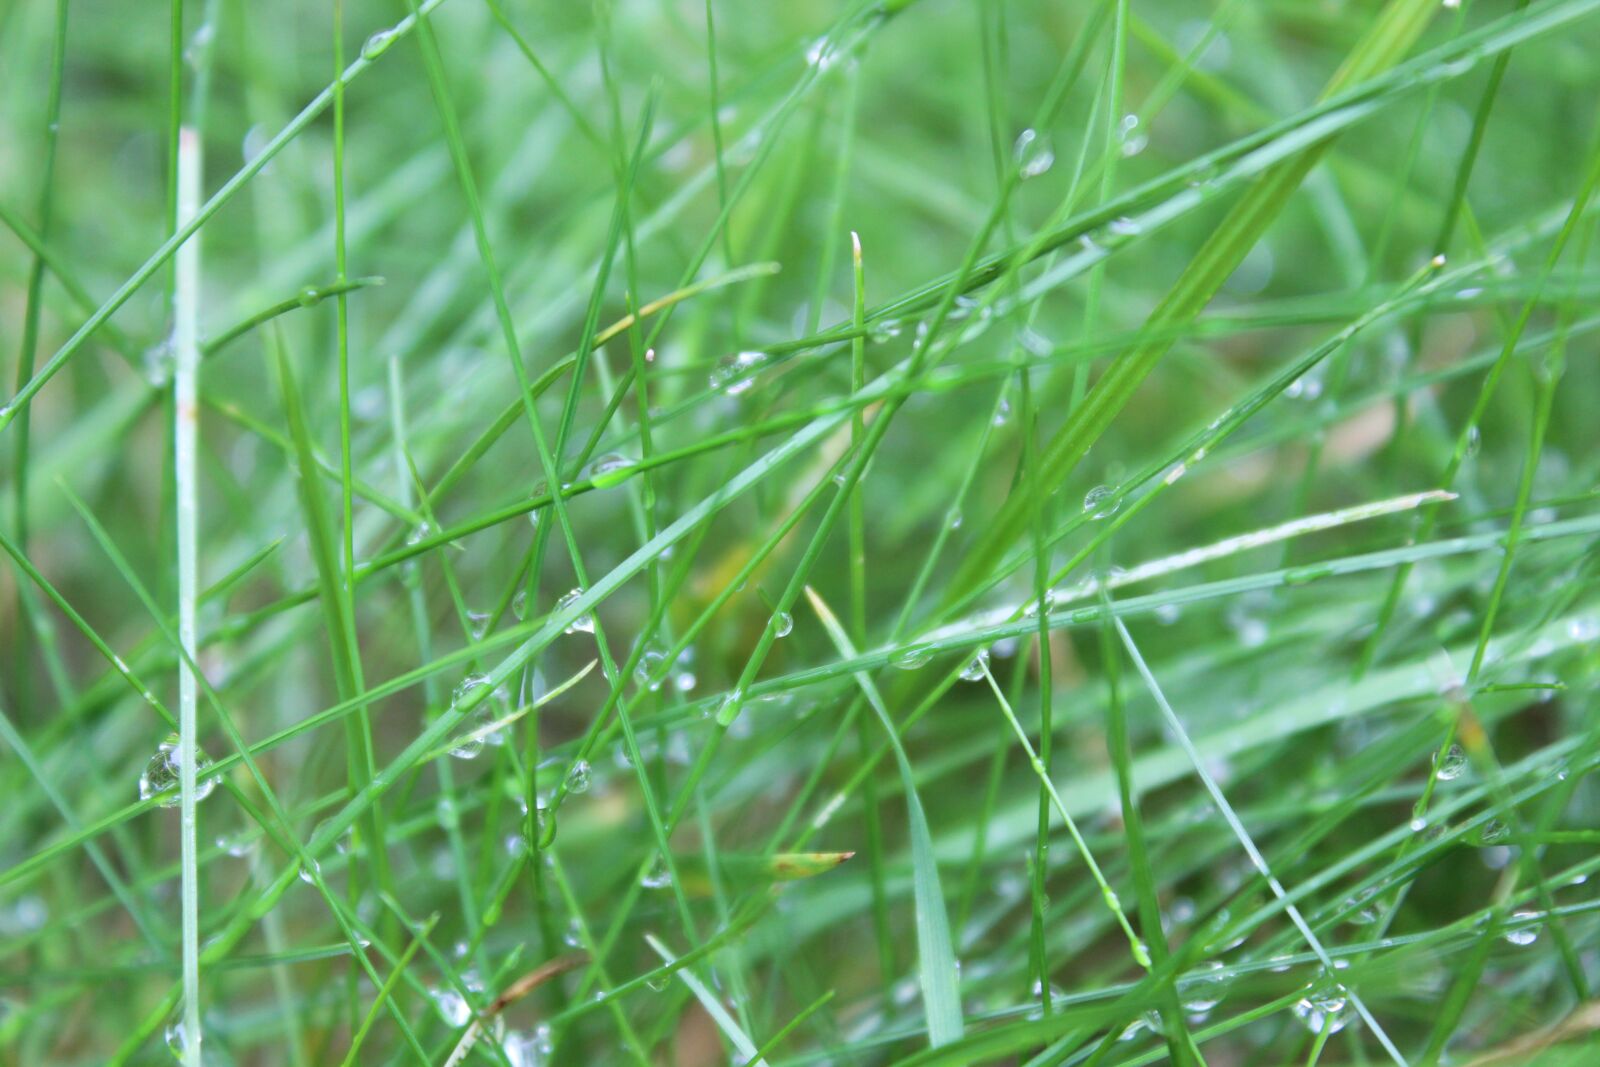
left=2, top=0, right=1600, bottom=1064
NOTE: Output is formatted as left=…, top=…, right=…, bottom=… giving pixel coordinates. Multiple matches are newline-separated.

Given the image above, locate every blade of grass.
left=805, top=585, right=964, bottom=1047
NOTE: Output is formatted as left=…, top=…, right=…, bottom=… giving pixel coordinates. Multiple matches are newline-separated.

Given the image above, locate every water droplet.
left=1013, top=129, right=1055, bottom=179
left=553, top=588, right=594, bottom=634
left=1226, top=602, right=1268, bottom=648
left=501, top=1028, right=550, bottom=1067
left=183, top=23, right=215, bottom=69
left=1434, top=744, right=1467, bottom=781
left=467, top=611, right=491, bottom=640
left=585, top=452, right=636, bottom=487
left=646, top=971, right=671, bottom=991
left=1409, top=816, right=1428, bottom=834
left=959, top=647, right=990, bottom=682
left=565, top=760, right=592, bottom=794
left=1464, top=424, right=1481, bottom=457
left=435, top=797, right=459, bottom=830
left=1083, top=485, right=1119, bottom=519
left=1344, top=889, right=1380, bottom=926
left=890, top=645, right=932, bottom=670
left=1182, top=961, right=1226, bottom=1012
left=1108, top=216, right=1142, bottom=237
left=1285, top=373, right=1323, bottom=401
left=709, top=350, right=768, bottom=394
left=992, top=397, right=1012, bottom=426
left=452, top=674, right=491, bottom=708
left=715, top=688, right=744, bottom=725
left=773, top=611, right=793, bottom=638
left=297, top=857, right=322, bottom=884
left=641, top=858, right=672, bottom=890
left=512, top=589, right=528, bottom=620
left=406, top=521, right=432, bottom=546
left=1479, top=818, right=1509, bottom=844
left=634, top=648, right=666, bottom=690
left=1504, top=911, right=1539, bottom=946
left=1118, top=114, right=1148, bottom=157
left=139, top=733, right=220, bottom=806
left=1023, top=589, right=1057, bottom=620
left=1292, top=985, right=1349, bottom=1035
left=429, top=986, right=471, bottom=1026
left=241, top=123, right=268, bottom=165
left=673, top=668, right=697, bottom=693
left=805, top=36, right=838, bottom=70
left=165, top=1019, right=190, bottom=1059
left=1155, top=603, right=1181, bottom=625
left=216, top=830, right=255, bottom=857
left=868, top=318, right=903, bottom=344
left=1568, top=616, right=1599, bottom=643
left=361, top=27, right=399, bottom=61
left=143, top=340, right=175, bottom=387
left=0, top=895, right=46, bottom=937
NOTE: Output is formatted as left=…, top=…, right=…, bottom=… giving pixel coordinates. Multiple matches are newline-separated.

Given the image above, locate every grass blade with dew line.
left=0, top=0, right=459, bottom=433
left=974, top=660, right=1151, bottom=970
left=269, top=325, right=389, bottom=895
left=941, top=0, right=1444, bottom=606
left=1113, top=617, right=1409, bottom=1067
left=805, top=585, right=965, bottom=1048
left=172, top=123, right=204, bottom=1067
left=341, top=913, right=438, bottom=1067
left=646, top=933, right=767, bottom=1066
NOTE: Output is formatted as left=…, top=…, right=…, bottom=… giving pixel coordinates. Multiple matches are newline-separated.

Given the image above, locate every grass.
left=2, top=0, right=1599, bottom=1064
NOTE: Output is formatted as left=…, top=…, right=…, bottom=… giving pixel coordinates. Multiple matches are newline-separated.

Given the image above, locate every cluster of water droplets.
left=139, top=733, right=221, bottom=805
left=502, top=1023, right=555, bottom=1067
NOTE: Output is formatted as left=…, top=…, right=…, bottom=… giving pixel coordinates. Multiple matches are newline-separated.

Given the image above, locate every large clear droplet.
left=452, top=674, right=491, bottom=708
left=565, top=760, right=592, bottom=795
left=585, top=452, right=636, bottom=487
left=1291, top=985, right=1349, bottom=1035
left=1181, top=960, right=1226, bottom=1013
left=641, top=858, right=672, bottom=890
left=1434, top=743, right=1467, bottom=782
left=557, top=588, right=594, bottom=634
left=959, top=647, right=990, bottom=682
left=635, top=648, right=666, bottom=691
left=1083, top=485, right=1119, bottom=519
left=890, top=645, right=932, bottom=670
left=139, top=733, right=220, bottom=806
left=1504, top=910, right=1540, bottom=946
